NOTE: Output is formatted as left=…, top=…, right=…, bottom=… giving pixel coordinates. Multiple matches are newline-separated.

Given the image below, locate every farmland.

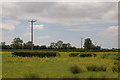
left=1, top=51, right=119, bottom=78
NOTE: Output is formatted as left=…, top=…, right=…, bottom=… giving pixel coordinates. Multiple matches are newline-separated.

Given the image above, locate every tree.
left=0, top=42, right=6, bottom=49
left=33, top=45, right=40, bottom=49
left=92, top=45, right=101, bottom=50
left=0, top=42, right=12, bottom=49
left=50, top=42, right=57, bottom=49
left=11, top=38, right=23, bottom=49
left=62, top=43, right=71, bottom=49
left=56, top=40, right=63, bottom=49
left=84, top=38, right=101, bottom=50
left=62, top=44, right=68, bottom=49
left=84, top=38, right=93, bottom=50
left=40, top=45, right=47, bottom=49
left=67, top=43, right=71, bottom=48
left=23, top=41, right=34, bottom=49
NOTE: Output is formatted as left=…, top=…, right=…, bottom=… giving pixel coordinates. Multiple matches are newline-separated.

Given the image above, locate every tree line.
left=0, top=37, right=119, bottom=52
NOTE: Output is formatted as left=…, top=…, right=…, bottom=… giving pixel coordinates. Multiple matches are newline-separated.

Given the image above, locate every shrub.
left=70, top=65, right=82, bottom=74
left=100, top=54, right=108, bottom=59
left=113, top=61, right=119, bottom=65
left=69, top=53, right=97, bottom=57
left=92, top=53, right=97, bottom=57
left=80, top=54, right=92, bottom=57
left=112, top=66, right=120, bottom=72
left=87, top=65, right=107, bottom=71
left=115, top=54, right=120, bottom=60
left=69, top=53, right=79, bottom=57
left=12, top=52, right=60, bottom=57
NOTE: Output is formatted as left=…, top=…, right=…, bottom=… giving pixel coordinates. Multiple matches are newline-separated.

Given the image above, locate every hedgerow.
left=69, top=53, right=79, bottom=57
left=12, top=51, right=60, bottom=57
left=69, top=53, right=97, bottom=57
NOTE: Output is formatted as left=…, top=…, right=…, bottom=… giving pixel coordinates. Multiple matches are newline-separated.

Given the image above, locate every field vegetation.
left=2, top=51, right=119, bottom=78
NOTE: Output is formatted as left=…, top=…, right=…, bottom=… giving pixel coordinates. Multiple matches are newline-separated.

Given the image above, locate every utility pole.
left=28, top=20, right=37, bottom=50
left=81, top=38, right=83, bottom=49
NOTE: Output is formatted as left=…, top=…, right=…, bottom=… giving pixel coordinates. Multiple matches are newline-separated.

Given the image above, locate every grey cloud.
left=2, top=2, right=118, bottom=25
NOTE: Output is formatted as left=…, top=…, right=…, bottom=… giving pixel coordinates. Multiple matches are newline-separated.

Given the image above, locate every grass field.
left=1, top=51, right=119, bottom=78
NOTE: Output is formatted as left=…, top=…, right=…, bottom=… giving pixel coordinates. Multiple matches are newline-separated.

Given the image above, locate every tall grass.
left=86, top=65, right=107, bottom=71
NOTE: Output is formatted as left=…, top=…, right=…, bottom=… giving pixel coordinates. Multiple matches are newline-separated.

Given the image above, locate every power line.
left=28, top=20, right=37, bottom=50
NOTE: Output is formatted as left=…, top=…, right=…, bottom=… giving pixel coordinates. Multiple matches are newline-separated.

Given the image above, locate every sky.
left=0, top=2, right=118, bottom=48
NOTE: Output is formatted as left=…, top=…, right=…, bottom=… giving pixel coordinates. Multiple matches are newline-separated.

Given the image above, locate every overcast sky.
left=0, top=2, right=118, bottom=48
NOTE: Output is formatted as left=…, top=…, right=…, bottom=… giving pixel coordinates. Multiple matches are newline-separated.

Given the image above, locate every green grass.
left=2, top=51, right=119, bottom=78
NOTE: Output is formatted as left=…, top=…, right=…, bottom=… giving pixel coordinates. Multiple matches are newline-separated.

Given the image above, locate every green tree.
left=11, top=38, right=23, bottom=49
left=92, top=45, right=101, bottom=50
left=67, top=43, right=71, bottom=48
left=40, top=45, right=47, bottom=49
left=56, top=40, right=63, bottom=49
left=0, top=42, right=6, bottom=49
left=62, top=43, right=71, bottom=49
left=23, top=41, right=34, bottom=49
left=84, top=38, right=93, bottom=50
left=0, top=42, right=11, bottom=49
left=50, top=42, right=57, bottom=49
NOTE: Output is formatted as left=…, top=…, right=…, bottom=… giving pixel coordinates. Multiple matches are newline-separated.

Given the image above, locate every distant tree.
left=62, top=44, right=68, bottom=49
left=84, top=38, right=101, bottom=50
left=33, top=45, right=40, bottom=49
left=0, top=42, right=6, bottom=49
left=56, top=40, right=63, bottom=49
left=92, top=46, right=101, bottom=50
left=84, top=38, right=93, bottom=50
left=0, top=42, right=12, bottom=49
left=50, top=41, right=72, bottom=50
left=50, top=42, right=57, bottom=49
left=67, top=43, right=71, bottom=48
left=62, top=43, right=71, bottom=49
left=70, top=46, right=77, bottom=50
left=23, top=41, right=34, bottom=49
left=40, top=45, right=47, bottom=49
left=11, top=38, right=23, bottom=49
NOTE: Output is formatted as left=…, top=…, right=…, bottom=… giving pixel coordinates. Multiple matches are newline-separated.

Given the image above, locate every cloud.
left=22, top=32, right=31, bottom=36
left=37, top=35, right=50, bottom=39
left=0, top=20, right=20, bottom=31
left=68, top=26, right=104, bottom=31
left=96, top=26, right=118, bottom=48
left=2, top=0, right=119, bottom=2
left=34, top=25, right=45, bottom=30
left=98, top=26, right=118, bottom=37
left=2, top=2, right=117, bottom=26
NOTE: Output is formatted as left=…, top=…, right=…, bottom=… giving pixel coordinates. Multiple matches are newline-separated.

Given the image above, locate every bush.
left=80, top=54, right=92, bottom=57
left=70, top=65, right=82, bottom=74
left=69, top=53, right=97, bottom=57
left=80, top=53, right=97, bottom=57
left=12, top=52, right=60, bottom=57
left=87, top=65, right=107, bottom=71
left=112, top=66, right=120, bottom=72
left=113, top=62, right=119, bottom=65
left=115, top=54, right=120, bottom=60
left=100, top=54, right=108, bottom=59
left=69, top=53, right=79, bottom=57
